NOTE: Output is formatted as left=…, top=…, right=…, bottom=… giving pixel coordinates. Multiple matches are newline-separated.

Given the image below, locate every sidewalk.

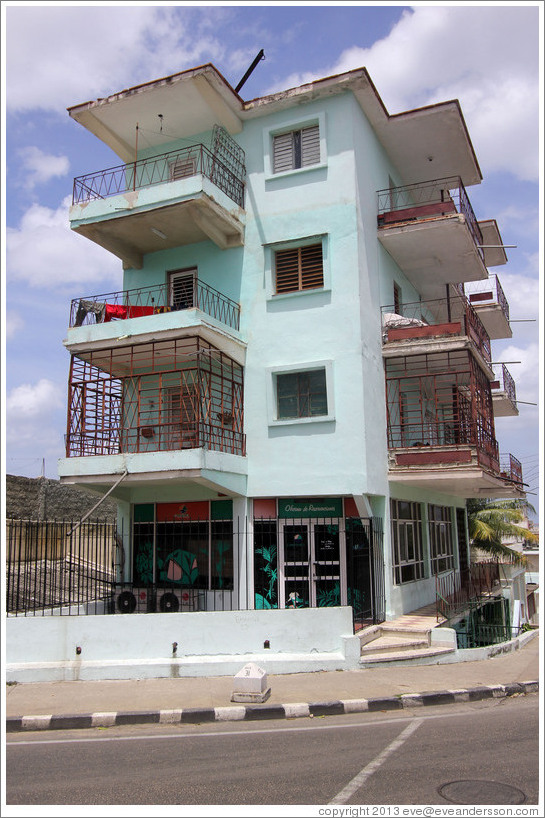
left=6, top=633, right=539, bottom=732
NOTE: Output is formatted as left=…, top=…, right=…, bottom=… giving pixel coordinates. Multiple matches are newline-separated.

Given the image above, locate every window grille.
left=390, top=499, right=425, bottom=584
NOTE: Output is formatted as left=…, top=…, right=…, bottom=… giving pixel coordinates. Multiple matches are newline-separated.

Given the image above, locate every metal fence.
left=6, top=515, right=385, bottom=630
left=6, top=518, right=118, bottom=616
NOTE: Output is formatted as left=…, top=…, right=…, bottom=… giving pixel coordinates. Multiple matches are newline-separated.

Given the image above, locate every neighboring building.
left=58, top=63, right=525, bottom=623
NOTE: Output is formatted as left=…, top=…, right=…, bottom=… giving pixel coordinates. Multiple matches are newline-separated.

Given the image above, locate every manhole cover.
left=439, top=780, right=526, bottom=805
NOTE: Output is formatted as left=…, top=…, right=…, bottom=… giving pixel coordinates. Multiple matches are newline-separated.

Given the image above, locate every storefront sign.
left=278, top=498, right=343, bottom=519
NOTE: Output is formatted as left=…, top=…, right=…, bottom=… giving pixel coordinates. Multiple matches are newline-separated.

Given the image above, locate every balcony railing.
left=377, top=176, right=484, bottom=261
left=463, top=275, right=510, bottom=323
left=72, top=142, right=245, bottom=208
left=70, top=279, right=241, bottom=332
left=435, top=562, right=501, bottom=622
left=66, top=420, right=246, bottom=459
left=491, top=363, right=517, bottom=405
left=500, top=454, right=523, bottom=487
left=387, top=418, right=500, bottom=467
left=381, top=288, right=491, bottom=362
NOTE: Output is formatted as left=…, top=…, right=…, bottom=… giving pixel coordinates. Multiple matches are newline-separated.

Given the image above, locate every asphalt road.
left=5, top=696, right=540, bottom=807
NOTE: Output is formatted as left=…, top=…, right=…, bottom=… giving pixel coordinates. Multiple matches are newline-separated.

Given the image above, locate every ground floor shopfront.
left=120, top=496, right=386, bottom=626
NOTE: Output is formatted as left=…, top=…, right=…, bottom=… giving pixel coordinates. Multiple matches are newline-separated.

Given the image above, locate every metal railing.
left=377, top=176, right=484, bottom=261
left=382, top=287, right=491, bottom=362
left=72, top=142, right=245, bottom=208
left=500, top=453, right=524, bottom=487
left=387, top=418, right=500, bottom=467
left=70, top=278, right=241, bottom=332
left=464, top=275, right=510, bottom=324
left=492, top=363, right=517, bottom=406
left=435, top=562, right=501, bottom=622
left=67, top=420, right=246, bottom=459
left=6, top=518, right=117, bottom=616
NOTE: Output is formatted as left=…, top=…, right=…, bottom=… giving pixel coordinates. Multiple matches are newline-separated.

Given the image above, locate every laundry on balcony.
left=74, top=299, right=106, bottom=326
left=104, top=304, right=155, bottom=321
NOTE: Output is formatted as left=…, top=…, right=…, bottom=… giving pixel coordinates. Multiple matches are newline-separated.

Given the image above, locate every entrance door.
left=279, top=520, right=346, bottom=608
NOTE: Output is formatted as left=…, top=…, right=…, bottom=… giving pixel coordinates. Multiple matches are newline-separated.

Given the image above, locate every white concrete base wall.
left=6, top=607, right=361, bottom=683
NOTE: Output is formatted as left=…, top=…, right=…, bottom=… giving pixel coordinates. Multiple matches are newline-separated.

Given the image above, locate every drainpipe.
left=67, top=471, right=128, bottom=536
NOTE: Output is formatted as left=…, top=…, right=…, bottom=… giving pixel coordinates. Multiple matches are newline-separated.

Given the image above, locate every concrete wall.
left=6, top=607, right=360, bottom=682
left=6, top=474, right=117, bottom=521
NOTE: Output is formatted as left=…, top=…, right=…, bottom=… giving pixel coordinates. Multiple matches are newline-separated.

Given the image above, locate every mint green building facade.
left=59, top=64, right=524, bottom=623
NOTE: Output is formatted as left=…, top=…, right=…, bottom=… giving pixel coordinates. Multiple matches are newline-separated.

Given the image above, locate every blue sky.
left=2, top=2, right=542, bottom=511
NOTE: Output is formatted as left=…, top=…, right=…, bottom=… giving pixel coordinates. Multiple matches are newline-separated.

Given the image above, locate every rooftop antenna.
left=235, top=49, right=265, bottom=94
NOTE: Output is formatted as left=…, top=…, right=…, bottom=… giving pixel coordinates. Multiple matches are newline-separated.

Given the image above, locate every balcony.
left=385, top=349, right=524, bottom=498
left=377, top=177, right=493, bottom=300
left=64, top=338, right=246, bottom=477
left=491, top=364, right=518, bottom=417
left=381, top=286, right=491, bottom=365
left=462, top=275, right=512, bottom=340
left=70, top=131, right=246, bottom=268
left=66, top=279, right=244, bottom=366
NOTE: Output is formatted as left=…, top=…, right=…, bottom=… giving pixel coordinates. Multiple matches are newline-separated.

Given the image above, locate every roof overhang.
left=243, top=67, right=482, bottom=187
left=68, top=64, right=244, bottom=163
left=69, top=64, right=482, bottom=187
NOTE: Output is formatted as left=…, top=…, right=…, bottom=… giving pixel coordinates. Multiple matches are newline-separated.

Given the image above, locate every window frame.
left=390, top=499, right=425, bottom=585
left=264, top=234, right=330, bottom=301
left=428, top=504, right=455, bottom=575
left=264, top=113, right=327, bottom=180
left=267, top=360, right=335, bottom=427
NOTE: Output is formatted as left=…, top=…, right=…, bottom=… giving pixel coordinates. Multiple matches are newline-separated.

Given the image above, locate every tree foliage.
left=467, top=498, right=538, bottom=566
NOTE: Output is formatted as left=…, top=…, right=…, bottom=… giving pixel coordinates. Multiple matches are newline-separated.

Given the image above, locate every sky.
left=2, top=2, right=542, bottom=516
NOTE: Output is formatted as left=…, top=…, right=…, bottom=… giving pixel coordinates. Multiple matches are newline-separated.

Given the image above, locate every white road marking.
left=328, top=718, right=424, bottom=805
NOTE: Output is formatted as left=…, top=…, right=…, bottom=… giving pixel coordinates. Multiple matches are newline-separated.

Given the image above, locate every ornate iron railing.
left=500, top=453, right=523, bottom=487
left=72, top=142, right=245, bottom=208
left=377, top=176, right=484, bottom=261
left=70, top=278, right=241, bottom=331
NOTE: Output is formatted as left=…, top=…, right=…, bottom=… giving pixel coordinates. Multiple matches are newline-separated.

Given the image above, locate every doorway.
left=278, top=520, right=346, bottom=608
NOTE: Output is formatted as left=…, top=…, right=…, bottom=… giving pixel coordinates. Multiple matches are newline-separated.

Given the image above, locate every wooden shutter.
left=169, top=270, right=195, bottom=309
left=170, top=155, right=197, bottom=180
left=275, top=244, right=323, bottom=294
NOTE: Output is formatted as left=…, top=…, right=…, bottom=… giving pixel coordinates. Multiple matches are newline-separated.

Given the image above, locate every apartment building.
left=58, top=62, right=524, bottom=623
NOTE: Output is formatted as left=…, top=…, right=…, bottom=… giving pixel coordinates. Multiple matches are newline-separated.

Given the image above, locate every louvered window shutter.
left=275, top=244, right=323, bottom=294
left=300, top=125, right=320, bottom=167
left=273, top=125, right=320, bottom=173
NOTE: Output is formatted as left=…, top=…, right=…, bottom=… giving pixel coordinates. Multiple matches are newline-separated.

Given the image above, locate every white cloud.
left=6, top=195, right=120, bottom=290
left=18, top=146, right=69, bottom=189
left=271, top=6, right=539, bottom=182
left=5, top=311, right=24, bottom=339
left=6, top=378, right=63, bottom=419
left=5, top=5, right=226, bottom=113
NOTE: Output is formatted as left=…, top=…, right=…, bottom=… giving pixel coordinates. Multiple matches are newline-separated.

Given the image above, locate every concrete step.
left=360, top=634, right=430, bottom=655
left=359, top=645, right=456, bottom=667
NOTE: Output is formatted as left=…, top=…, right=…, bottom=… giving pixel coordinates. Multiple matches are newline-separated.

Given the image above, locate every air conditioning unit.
left=156, top=587, right=200, bottom=613
left=114, top=587, right=156, bottom=614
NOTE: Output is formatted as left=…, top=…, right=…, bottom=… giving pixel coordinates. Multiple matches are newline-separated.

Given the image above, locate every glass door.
left=279, top=520, right=346, bottom=608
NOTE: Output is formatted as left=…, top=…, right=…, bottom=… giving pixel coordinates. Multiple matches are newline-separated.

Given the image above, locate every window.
left=428, top=505, right=454, bottom=574
left=170, top=154, right=197, bottom=180
left=168, top=269, right=196, bottom=310
left=275, top=243, right=323, bottom=294
left=273, top=125, right=320, bottom=174
left=393, top=282, right=402, bottom=315
left=276, top=369, right=328, bottom=420
left=390, top=499, right=425, bottom=584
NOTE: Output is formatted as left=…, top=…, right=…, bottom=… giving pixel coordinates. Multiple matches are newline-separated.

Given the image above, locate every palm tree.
left=467, top=498, right=538, bottom=566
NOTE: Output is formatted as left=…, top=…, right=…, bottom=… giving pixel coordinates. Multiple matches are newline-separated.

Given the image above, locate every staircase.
left=359, top=604, right=456, bottom=667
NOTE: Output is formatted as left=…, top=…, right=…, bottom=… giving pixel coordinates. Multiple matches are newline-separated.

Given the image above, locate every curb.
left=6, top=680, right=539, bottom=733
